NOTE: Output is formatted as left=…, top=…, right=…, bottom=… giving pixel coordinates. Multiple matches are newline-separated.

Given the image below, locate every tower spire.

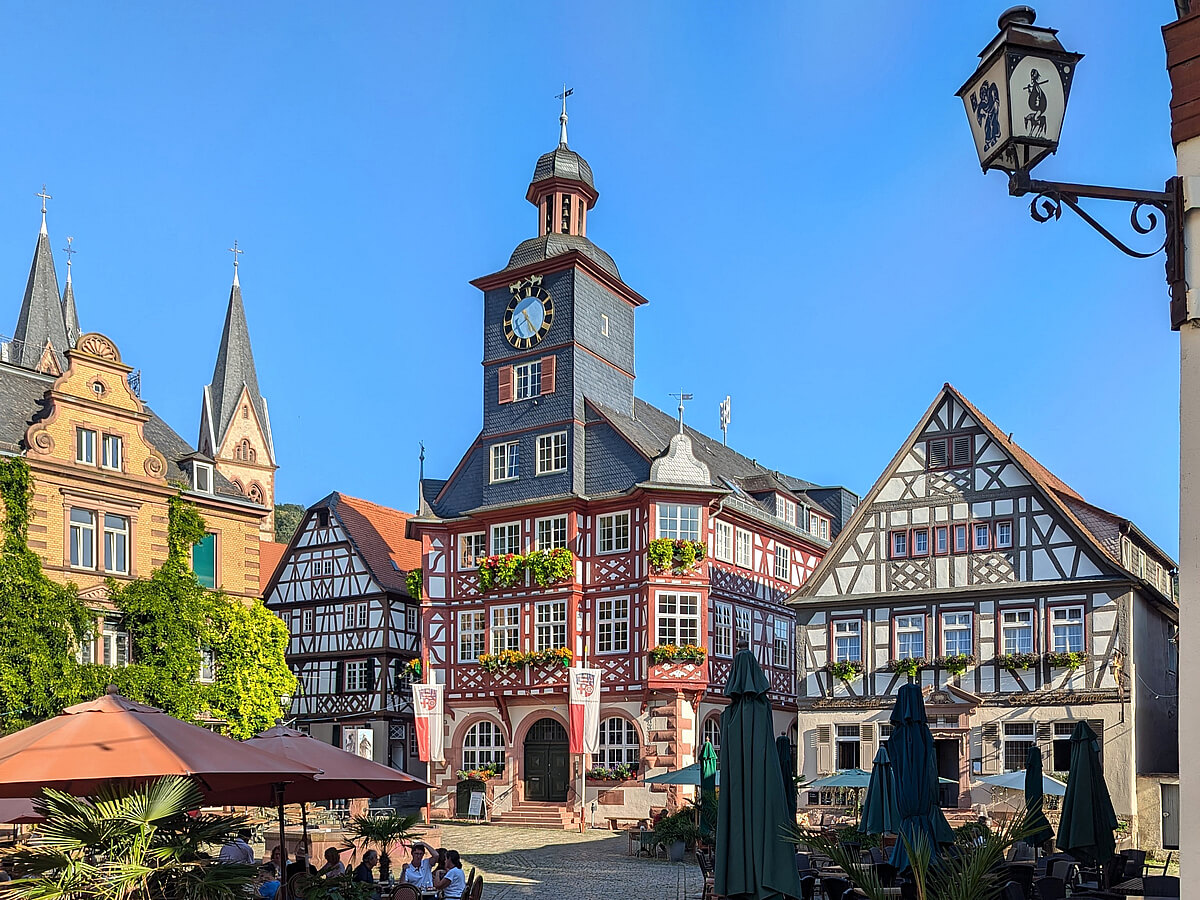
left=36, top=185, right=51, bottom=236
left=228, top=240, right=243, bottom=287
left=61, top=237, right=81, bottom=348
left=556, top=85, right=573, bottom=147
left=11, top=194, right=68, bottom=372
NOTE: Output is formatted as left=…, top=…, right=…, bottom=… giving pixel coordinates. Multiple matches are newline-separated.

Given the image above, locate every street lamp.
left=958, top=6, right=1187, bottom=327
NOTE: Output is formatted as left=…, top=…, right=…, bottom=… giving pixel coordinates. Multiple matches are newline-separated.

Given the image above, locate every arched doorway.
left=523, top=717, right=569, bottom=802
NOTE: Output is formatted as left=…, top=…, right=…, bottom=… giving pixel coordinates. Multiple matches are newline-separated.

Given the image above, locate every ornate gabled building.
left=408, top=110, right=856, bottom=827
left=0, top=201, right=274, bottom=660
left=263, top=492, right=424, bottom=807
left=791, top=384, right=1178, bottom=850
left=198, top=263, right=277, bottom=540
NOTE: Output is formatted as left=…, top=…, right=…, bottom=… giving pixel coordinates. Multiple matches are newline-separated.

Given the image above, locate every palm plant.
left=7, top=775, right=256, bottom=900
left=345, top=813, right=421, bottom=883
left=788, top=809, right=1032, bottom=900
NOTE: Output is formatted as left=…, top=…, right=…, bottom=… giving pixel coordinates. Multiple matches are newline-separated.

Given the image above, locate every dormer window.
left=193, top=462, right=213, bottom=494
left=777, top=495, right=797, bottom=526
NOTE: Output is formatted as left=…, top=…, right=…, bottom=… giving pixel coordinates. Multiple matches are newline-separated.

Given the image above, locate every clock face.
left=503, top=280, right=554, bottom=349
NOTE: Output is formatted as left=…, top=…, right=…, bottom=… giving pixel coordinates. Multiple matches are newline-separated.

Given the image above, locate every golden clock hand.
left=521, top=309, right=537, bottom=332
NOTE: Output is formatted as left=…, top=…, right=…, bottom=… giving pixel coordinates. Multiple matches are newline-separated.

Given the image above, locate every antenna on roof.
left=669, top=391, right=693, bottom=435
left=719, top=396, right=731, bottom=446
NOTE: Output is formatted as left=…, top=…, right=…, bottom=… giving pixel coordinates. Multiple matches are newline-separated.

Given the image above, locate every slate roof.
left=505, top=234, right=620, bottom=278
left=317, top=492, right=422, bottom=594
left=11, top=229, right=69, bottom=371
left=61, top=278, right=80, bottom=349
left=0, top=360, right=251, bottom=502
left=532, top=146, right=595, bottom=190
left=258, top=540, right=288, bottom=594
left=203, top=280, right=274, bottom=463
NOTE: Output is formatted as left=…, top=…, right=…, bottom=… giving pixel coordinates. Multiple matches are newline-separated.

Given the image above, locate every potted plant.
left=934, top=653, right=976, bottom=677
left=1044, top=650, right=1087, bottom=670
left=884, top=657, right=928, bottom=679
left=650, top=643, right=707, bottom=664
left=828, top=659, right=865, bottom=682
left=648, top=538, right=707, bottom=574
left=347, top=811, right=421, bottom=883
left=996, top=652, right=1040, bottom=672
left=654, top=809, right=702, bottom=862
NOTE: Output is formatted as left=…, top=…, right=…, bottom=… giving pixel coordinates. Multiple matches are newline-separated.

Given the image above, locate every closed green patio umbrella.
left=776, top=735, right=797, bottom=822
left=700, top=739, right=718, bottom=838
left=1024, top=745, right=1054, bottom=849
left=860, top=745, right=900, bottom=835
left=887, top=684, right=955, bottom=870
left=1057, top=721, right=1118, bottom=865
left=715, top=648, right=802, bottom=900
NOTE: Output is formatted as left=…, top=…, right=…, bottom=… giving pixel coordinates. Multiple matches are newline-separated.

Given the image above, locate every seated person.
left=318, top=846, right=347, bottom=878
left=257, top=865, right=281, bottom=900
left=286, top=843, right=319, bottom=898
left=432, top=850, right=467, bottom=900
left=400, top=842, right=436, bottom=889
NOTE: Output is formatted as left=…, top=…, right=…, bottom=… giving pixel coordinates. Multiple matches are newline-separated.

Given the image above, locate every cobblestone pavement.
left=439, top=824, right=703, bottom=900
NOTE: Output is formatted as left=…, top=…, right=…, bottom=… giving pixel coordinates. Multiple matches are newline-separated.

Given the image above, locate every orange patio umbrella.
left=0, top=798, right=43, bottom=824
left=0, top=688, right=322, bottom=799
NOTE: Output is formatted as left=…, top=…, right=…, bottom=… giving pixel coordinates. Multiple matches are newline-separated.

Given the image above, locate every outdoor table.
left=1110, top=879, right=1144, bottom=896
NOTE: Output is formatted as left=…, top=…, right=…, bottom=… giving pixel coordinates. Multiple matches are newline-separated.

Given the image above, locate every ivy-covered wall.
left=0, top=457, right=295, bottom=737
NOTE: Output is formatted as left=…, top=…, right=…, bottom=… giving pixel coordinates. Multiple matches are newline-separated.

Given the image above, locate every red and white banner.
left=412, top=683, right=444, bottom=763
left=568, top=667, right=602, bottom=755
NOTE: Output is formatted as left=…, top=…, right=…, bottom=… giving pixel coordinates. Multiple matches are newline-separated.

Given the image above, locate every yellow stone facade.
left=210, top=383, right=276, bottom=541
left=21, top=332, right=268, bottom=609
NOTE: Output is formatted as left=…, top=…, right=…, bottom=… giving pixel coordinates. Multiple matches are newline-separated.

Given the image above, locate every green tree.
left=0, top=458, right=90, bottom=731
left=273, top=503, right=305, bottom=544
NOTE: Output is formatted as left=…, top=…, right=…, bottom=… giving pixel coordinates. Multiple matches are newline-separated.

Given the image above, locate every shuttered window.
left=927, top=438, right=948, bottom=468
left=952, top=435, right=972, bottom=466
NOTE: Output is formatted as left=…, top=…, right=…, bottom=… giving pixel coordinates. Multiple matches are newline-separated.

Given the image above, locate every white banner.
left=569, top=667, right=602, bottom=755
left=412, top=683, right=444, bottom=763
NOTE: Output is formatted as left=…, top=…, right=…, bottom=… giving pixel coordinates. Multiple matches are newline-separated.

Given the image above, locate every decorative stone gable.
left=649, top=433, right=710, bottom=486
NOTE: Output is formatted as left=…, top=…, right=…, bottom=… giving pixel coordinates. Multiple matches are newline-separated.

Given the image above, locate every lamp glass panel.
left=1008, top=54, right=1068, bottom=147
left=961, top=55, right=1010, bottom=168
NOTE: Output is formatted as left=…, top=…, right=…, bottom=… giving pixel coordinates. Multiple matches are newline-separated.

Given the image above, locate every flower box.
left=648, top=660, right=708, bottom=690
left=648, top=539, right=707, bottom=574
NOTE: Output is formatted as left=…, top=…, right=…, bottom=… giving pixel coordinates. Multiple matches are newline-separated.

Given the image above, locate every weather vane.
left=670, top=390, right=693, bottom=434
left=556, top=85, right=573, bottom=146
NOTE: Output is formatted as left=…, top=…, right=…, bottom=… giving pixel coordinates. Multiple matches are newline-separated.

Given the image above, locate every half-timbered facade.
left=408, top=115, right=856, bottom=826
left=264, top=493, right=425, bottom=806
left=791, top=385, right=1178, bottom=848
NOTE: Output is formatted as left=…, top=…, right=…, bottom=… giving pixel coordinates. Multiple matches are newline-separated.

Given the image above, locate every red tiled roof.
left=334, top=494, right=422, bottom=593
left=259, top=541, right=288, bottom=595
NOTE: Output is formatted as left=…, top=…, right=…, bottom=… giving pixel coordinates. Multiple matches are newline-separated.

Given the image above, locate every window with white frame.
left=101, top=615, right=129, bottom=667
left=774, top=545, right=790, bottom=580
left=535, top=515, right=568, bottom=551
left=69, top=508, right=95, bottom=569
left=302, top=608, right=314, bottom=633
left=658, top=504, right=700, bottom=541
left=703, top=717, right=721, bottom=752
left=103, top=514, right=129, bottom=574
left=713, top=602, right=733, bottom=657
left=935, top=526, right=949, bottom=555
left=1003, top=722, right=1035, bottom=772
left=344, top=659, right=371, bottom=692
left=735, top=528, right=752, bottom=568
left=535, top=600, right=567, bottom=651
left=460, top=533, right=487, bottom=569
left=735, top=607, right=752, bottom=649
left=192, top=462, right=213, bottom=494
left=101, top=434, right=123, bottom=471
left=491, top=522, right=521, bottom=556
left=513, top=360, right=542, bottom=401
left=777, top=496, right=796, bottom=526
left=1051, top=606, right=1084, bottom=653
left=490, top=605, right=520, bottom=654
left=912, top=529, right=929, bottom=556
left=941, top=611, right=972, bottom=656
left=596, top=596, right=629, bottom=653
left=973, top=522, right=990, bottom=550
left=345, top=602, right=369, bottom=630
left=536, top=431, right=568, bottom=475
left=1001, top=609, right=1034, bottom=655
left=490, top=441, right=519, bottom=482
left=772, top=618, right=791, bottom=667
left=954, top=524, right=968, bottom=553
left=198, top=647, right=216, bottom=683
left=818, top=517, right=829, bottom=541
left=995, top=520, right=1014, bottom=549
left=836, top=724, right=861, bottom=770
left=895, top=614, right=924, bottom=659
left=713, top=520, right=733, bottom=562
left=462, top=720, right=506, bottom=768
left=656, top=593, right=700, bottom=646
left=598, top=512, right=630, bottom=553
left=406, top=605, right=418, bottom=632
left=76, top=427, right=95, bottom=464
left=833, top=619, right=861, bottom=662
left=459, top=611, right=487, bottom=662
left=890, top=531, right=908, bottom=559
left=598, top=717, right=639, bottom=767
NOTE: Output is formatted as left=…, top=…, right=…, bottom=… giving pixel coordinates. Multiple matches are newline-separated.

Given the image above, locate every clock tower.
left=462, top=107, right=648, bottom=509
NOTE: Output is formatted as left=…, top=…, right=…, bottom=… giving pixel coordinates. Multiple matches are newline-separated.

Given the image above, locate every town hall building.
left=407, top=108, right=856, bottom=827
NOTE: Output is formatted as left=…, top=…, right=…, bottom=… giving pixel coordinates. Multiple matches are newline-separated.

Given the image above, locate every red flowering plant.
left=478, top=553, right=525, bottom=591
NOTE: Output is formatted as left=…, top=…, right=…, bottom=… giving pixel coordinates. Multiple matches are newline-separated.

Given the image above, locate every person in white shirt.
left=400, top=842, right=435, bottom=890
left=218, top=829, right=256, bottom=865
left=318, top=847, right=346, bottom=878
left=433, top=850, right=466, bottom=900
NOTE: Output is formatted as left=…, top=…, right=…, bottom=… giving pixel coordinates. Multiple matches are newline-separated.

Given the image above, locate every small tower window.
left=242, top=405, right=248, bottom=419
left=544, top=194, right=554, bottom=235
left=560, top=194, right=572, bottom=234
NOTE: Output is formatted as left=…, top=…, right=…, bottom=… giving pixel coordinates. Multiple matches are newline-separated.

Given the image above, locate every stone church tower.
left=198, top=261, right=277, bottom=539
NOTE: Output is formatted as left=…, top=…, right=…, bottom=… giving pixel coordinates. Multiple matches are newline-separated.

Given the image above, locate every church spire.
left=61, top=237, right=80, bottom=348
left=11, top=190, right=69, bottom=373
left=557, top=85, right=572, bottom=147
left=200, top=254, right=274, bottom=464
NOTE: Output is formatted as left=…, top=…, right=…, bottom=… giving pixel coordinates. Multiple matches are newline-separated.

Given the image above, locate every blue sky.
left=0, top=2, right=1181, bottom=552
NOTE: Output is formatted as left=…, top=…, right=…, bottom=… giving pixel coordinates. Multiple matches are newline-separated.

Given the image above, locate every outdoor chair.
left=1120, top=849, right=1146, bottom=879
left=635, top=827, right=656, bottom=858
left=1048, top=858, right=1078, bottom=887
left=1001, top=882, right=1024, bottom=900
left=1033, top=875, right=1066, bottom=900
left=1003, top=862, right=1033, bottom=899
left=867, top=846, right=886, bottom=865
left=696, top=849, right=714, bottom=900
left=821, top=876, right=852, bottom=900
left=390, top=887, right=420, bottom=900
left=799, top=874, right=816, bottom=900
left=875, top=863, right=898, bottom=888
left=470, top=874, right=484, bottom=900
left=1142, top=875, right=1181, bottom=897
left=464, top=867, right=476, bottom=899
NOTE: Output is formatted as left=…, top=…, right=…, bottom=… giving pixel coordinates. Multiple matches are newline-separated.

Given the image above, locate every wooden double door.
left=523, top=717, right=569, bottom=802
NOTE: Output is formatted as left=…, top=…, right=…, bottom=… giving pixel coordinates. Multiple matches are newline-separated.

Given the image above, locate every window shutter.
left=1087, top=719, right=1105, bottom=763
left=540, top=355, right=556, bottom=395
left=367, top=658, right=377, bottom=693
left=928, top=439, right=948, bottom=468
left=335, top=661, right=344, bottom=694
left=498, top=366, right=513, bottom=404
left=816, top=725, right=832, bottom=775
left=860, top=723, right=876, bottom=762
left=952, top=434, right=972, bottom=466
left=981, top=723, right=1001, bottom=774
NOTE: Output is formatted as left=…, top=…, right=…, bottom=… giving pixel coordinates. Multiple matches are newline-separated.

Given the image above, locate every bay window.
left=658, top=504, right=700, bottom=542
left=656, top=593, right=700, bottom=647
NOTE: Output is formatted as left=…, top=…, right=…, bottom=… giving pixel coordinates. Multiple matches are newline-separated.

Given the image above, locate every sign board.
left=467, top=791, right=485, bottom=819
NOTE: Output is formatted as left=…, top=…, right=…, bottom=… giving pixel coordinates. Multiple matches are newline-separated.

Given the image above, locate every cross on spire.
left=556, top=85, right=573, bottom=147
left=62, top=236, right=76, bottom=285
left=670, top=390, right=694, bottom=434
left=36, top=184, right=52, bottom=234
left=228, top=240, right=243, bottom=286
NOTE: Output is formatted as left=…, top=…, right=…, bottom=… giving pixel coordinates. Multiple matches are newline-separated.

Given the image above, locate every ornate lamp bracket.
left=1008, top=171, right=1188, bottom=328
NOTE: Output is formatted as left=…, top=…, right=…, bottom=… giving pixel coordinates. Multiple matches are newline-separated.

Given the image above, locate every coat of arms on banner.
left=416, top=687, right=438, bottom=711
left=576, top=671, right=597, bottom=697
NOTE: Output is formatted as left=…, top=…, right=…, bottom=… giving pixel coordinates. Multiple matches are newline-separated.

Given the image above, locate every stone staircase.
left=492, top=799, right=581, bottom=830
